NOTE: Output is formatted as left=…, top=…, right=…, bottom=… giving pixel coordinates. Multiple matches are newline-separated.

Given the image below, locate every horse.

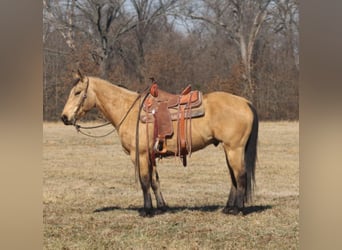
left=61, top=71, right=259, bottom=216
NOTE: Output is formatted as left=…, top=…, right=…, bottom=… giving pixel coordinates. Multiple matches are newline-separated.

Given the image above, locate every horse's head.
left=61, top=70, right=96, bottom=125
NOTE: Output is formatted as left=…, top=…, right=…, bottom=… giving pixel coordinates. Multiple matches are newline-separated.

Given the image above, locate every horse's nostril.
left=61, top=115, right=68, bottom=124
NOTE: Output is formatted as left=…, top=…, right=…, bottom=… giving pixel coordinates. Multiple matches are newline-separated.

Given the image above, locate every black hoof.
left=155, top=206, right=169, bottom=215
left=139, top=208, right=154, bottom=217
left=222, top=206, right=243, bottom=215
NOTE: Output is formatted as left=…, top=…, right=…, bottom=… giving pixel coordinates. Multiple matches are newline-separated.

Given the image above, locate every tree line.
left=43, top=0, right=299, bottom=121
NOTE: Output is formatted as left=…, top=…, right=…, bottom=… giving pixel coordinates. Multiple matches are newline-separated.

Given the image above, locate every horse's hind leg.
left=222, top=146, right=246, bottom=215
left=151, top=165, right=168, bottom=213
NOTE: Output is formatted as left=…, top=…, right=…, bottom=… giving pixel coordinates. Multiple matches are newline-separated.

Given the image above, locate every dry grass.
left=43, top=121, right=299, bottom=249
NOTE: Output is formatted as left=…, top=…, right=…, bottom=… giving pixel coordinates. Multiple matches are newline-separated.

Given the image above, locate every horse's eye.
left=75, top=91, right=81, bottom=96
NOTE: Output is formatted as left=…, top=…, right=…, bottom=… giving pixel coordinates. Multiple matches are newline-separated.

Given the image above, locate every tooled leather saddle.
left=140, top=79, right=204, bottom=166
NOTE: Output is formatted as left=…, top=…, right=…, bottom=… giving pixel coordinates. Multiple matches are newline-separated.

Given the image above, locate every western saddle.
left=140, top=79, right=204, bottom=166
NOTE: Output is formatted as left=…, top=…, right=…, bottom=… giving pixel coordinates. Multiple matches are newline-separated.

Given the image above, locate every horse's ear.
left=73, top=69, right=84, bottom=81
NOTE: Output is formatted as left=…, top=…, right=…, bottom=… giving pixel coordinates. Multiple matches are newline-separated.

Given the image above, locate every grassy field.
left=43, top=121, right=299, bottom=249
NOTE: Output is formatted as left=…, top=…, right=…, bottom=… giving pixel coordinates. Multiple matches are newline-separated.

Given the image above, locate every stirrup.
left=154, top=139, right=167, bottom=154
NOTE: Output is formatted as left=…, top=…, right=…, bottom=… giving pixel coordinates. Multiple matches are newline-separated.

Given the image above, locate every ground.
left=43, top=121, right=299, bottom=249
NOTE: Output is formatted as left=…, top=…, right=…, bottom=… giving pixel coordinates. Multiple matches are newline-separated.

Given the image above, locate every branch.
left=189, top=14, right=238, bottom=44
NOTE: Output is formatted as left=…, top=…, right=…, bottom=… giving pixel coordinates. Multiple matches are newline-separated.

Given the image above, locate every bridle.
left=72, top=77, right=90, bottom=126
left=72, top=77, right=113, bottom=138
left=72, top=79, right=149, bottom=138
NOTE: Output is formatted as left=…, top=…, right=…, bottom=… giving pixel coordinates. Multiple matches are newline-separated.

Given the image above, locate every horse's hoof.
left=222, top=206, right=242, bottom=215
left=155, top=206, right=168, bottom=215
left=139, top=208, right=154, bottom=217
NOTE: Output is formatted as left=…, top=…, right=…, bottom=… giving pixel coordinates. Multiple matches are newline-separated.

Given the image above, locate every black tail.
left=245, top=103, right=259, bottom=203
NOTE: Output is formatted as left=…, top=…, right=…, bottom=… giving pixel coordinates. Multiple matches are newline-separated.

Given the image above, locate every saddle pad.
left=140, top=90, right=204, bottom=123
left=140, top=103, right=205, bottom=123
left=143, top=90, right=202, bottom=113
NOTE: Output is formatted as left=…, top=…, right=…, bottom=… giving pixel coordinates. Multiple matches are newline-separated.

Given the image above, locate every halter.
left=71, top=77, right=113, bottom=138
left=73, top=82, right=149, bottom=138
left=72, top=76, right=90, bottom=126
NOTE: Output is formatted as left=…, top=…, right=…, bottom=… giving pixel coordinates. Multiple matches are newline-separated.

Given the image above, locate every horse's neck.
left=91, top=78, right=138, bottom=128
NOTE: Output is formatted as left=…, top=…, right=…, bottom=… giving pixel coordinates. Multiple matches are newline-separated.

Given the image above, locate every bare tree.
left=43, top=0, right=76, bottom=49
left=245, top=0, right=299, bottom=119
left=75, top=0, right=138, bottom=78
left=270, top=0, right=299, bottom=70
left=130, top=0, right=179, bottom=83
left=184, top=0, right=272, bottom=98
left=44, top=0, right=138, bottom=78
left=43, top=0, right=299, bottom=121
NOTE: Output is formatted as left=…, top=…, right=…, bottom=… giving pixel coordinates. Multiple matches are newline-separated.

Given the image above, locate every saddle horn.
left=149, top=77, right=156, bottom=83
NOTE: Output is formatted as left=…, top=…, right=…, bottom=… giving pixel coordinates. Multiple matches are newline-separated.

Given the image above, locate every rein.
left=75, top=121, right=114, bottom=138
left=135, top=87, right=152, bottom=182
left=116, top=93, right=143, bottom=131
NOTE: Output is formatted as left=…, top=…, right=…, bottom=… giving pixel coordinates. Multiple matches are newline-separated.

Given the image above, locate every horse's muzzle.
left=61, top=115, right=72, bottom=125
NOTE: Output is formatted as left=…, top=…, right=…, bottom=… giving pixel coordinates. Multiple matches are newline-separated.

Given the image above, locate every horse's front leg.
left=151, top=164, right=168, bottom=213
left=137, top=156, right=154, bottom=217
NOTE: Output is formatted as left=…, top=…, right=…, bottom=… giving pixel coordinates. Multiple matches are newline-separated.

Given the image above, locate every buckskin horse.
left=61, top=71, right=258, bottom=216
